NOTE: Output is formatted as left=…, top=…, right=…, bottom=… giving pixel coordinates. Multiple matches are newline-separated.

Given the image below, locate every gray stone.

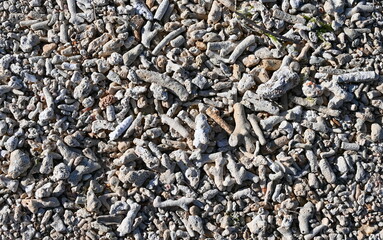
left=8, top=150, right=31, bottom=179
left=52, top=163, right=71, bottom=182
left=20, top=34, right=40, bottom=52
left=371, top=123, right=383, bottom=142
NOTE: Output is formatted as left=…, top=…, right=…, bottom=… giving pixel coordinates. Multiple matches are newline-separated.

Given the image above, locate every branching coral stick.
left=66, top=0, right=83, bottom=24
left=193, top=113, right=211, bottom=151
left=248, top=114, right=267, bottom=146
left=206, top=106, right=233, bottom=134
left=161, top=114, right=189, bottom=138
left=152, top=26, right=186, bottom=55
left=117, top=200, right=141, bottom=236
left=141, top=22, right=159, bottom=48
left=318, top=158, right=336, bottom=184
left=229, top=103, right=255, bottom=153
left=332, top=71, right=378, bottom=83
left=109, top=115, right=133, bottom=141
left=123, top=113, right=143, bottom=138
left=209, top=154, right=226, bottom=191
left=154, top=0, right=169, bottom=21
left=226, top=153, right=259, bottom=184
left=177, top=110, right=196, bottom=129
left=153, top=196, right=194, bottom=211
left=298, top=202, right=315, bottom=235
left=228, top=35, right=257, bottom=64
left=136, top=70, right=189, bottom=101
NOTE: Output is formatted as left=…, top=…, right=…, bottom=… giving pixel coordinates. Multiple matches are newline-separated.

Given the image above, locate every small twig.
left=234, top=11, right=302, bottom=44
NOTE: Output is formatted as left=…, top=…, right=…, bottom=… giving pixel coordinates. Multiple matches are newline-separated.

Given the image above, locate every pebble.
left=242, top=55, right=260, bottom=68
left=19, top=34, right=40, bottom=52
left=8, top=150, right=31, bottom=179
left=260, top=59, right=282, bottom=71
left=371, top=123, right=383, bottom=142
left=51, top=163, right=71, bottom=182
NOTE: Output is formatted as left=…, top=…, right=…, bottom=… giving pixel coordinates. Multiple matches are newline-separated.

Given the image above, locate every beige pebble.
left=260, top=59, right=282, bottom=71
left=243, top=55, right=260, bottom=68
left=42, top=43, right=57, bottom=55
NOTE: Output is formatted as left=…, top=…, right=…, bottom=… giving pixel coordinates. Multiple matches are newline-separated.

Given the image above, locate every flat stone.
left=260, top=59, right=282, bottom=71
